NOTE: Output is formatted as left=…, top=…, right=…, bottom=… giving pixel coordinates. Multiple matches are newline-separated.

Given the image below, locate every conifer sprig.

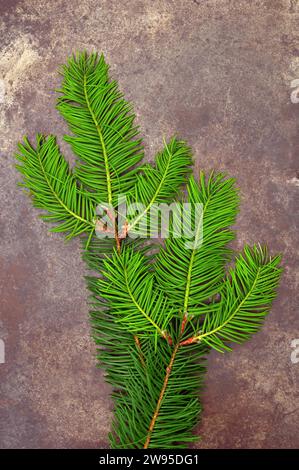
left=15, top=51, right=282, bottom=449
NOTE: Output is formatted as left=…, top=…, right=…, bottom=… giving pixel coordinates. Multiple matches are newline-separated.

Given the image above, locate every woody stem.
left=143, top=342, right=180, bottom=449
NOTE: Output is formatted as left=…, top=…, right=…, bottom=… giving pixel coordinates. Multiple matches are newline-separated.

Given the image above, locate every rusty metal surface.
left=0, top=0, right=298, bottom=449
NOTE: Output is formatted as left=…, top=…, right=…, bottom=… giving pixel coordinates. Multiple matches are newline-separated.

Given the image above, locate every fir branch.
left=96, top=246, right=174, bottom=339
left=110, top=332, right=207, bottom=449
left=155, top=172, right=239, bottom=315
left=15, top=51, right=282, bottom=450
left=16, top=135, right=95, bottom=240
left=193, top=245, right=282, bottom=352
left=57, top=52, right=144, bottom=205
left=126, top=137, right=193, bottom=236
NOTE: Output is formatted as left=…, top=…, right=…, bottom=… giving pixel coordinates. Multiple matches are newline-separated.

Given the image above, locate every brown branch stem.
left=134, top=335, right=146, bottom=368
left=179, top=336, right=197, bottom=346
left=143, top=342, right=180, bottom=449
left=143, top=308, right=200, bottom=447
left=180, top=312, right=188, bottom=334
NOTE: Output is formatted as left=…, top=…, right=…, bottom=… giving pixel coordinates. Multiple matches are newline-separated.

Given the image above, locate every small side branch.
left=162, top=331, right=173, bottom=346
left=179, top=336, right=197, bottom=346
left=180, top=313, right=188, bottom=334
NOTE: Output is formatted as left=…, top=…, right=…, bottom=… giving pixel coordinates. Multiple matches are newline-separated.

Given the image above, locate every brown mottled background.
left=0, top=0, right=298, bottom=449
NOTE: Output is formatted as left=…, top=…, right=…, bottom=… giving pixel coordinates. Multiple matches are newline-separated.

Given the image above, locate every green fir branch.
left=14, top=51, right=282, bottom=450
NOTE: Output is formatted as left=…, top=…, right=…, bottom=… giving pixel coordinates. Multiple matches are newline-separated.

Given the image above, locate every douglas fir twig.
left=15, top=51, right=282, bottom=449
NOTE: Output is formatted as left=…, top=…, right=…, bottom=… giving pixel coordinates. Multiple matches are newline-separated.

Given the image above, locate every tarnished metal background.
left=0, top=0, right=298, bottom=448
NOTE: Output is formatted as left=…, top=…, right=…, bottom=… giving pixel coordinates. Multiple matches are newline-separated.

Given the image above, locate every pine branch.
left=126, top=137, right=193, bottom=237
left=87, top=276, right=136, bottom=389
left=14, top=51, right=283, bottom=450
left=110, top=332, right=207, bottom=449
left=57, top=52, right=144, bottom=205
left=191, top=245, right=282, bottom=352
left=155, top=172, right=239, bottom=316
left=95, top=246, right=174, bottom=340
left=16, top=135, right=95, bottom=240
